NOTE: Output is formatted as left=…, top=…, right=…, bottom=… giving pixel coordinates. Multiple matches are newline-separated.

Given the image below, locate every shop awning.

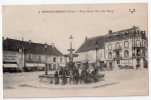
left=34, top=63, right=38, bottom=67
left=89, top=61, right=96, bottom=63
left=3, top=64, right=18, bottom=68
left=37, top=63, right=45, bottom=67
left=59, top=63, right=66, bottom=67
left=76, top=61, right=82, bottom=64
left=25, top=63, right=36, bottom=67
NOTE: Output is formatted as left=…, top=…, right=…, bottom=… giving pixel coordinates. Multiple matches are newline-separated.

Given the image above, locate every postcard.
left=2, top=3, right=148, bottom=98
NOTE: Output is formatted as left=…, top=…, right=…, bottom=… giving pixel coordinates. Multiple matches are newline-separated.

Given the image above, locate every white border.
left=0, top=0, right=150, bottom=100
left=1, top=0, right=149, bottom=5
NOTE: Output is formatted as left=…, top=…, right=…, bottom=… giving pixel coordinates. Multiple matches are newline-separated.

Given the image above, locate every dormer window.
left=109, top=36, right=111, bottom=40
left=125, top=32, right=128, bottom=37
left=116, top=35, right=120, bottom=39
left=137, top=31, right=140, bottom=36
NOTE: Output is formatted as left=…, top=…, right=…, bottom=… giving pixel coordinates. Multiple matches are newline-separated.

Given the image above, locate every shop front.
left=24, top=63, right=37, bottom=71
left=3, top=63, right=20, bottom=72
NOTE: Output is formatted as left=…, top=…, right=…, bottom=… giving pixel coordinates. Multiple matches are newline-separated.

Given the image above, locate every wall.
left=74, top=49, right=105, bottom=63
left=25, top=53, right=65, bottom=64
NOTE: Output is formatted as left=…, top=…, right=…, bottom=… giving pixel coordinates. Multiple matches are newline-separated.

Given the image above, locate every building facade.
left=104, top=26, right=147, bottom=69
left=3, top=38, right=65, bottom=72
left=74, top=36, right=105, bottom=68
left=75, top=26, right=148, bottom=70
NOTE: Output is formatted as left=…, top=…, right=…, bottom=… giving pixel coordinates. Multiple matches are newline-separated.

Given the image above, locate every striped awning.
left=37, top=63, right=45, bottom=67
left=3, top=64, right=18, bottom=68
left=59, top=63, right=66, bottom=67
left=26, top=63, right=36, bottom=67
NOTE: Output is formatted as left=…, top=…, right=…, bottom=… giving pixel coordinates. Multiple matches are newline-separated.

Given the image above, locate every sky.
left=3, top=3, right=147, bottom=54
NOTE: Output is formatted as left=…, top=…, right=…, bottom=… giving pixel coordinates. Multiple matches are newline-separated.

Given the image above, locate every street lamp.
left=45, top=42, right=48, bottom=75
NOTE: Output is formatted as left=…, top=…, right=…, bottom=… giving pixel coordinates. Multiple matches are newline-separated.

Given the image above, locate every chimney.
left=29, top=40, right=32, bottom=44
left=133, top=26, right=136, bottom=28
left=85, top=37, right=88, bottom=41
left=51, top=43, right=55, bottom=48
left=108, top=30, right=112, bottom=34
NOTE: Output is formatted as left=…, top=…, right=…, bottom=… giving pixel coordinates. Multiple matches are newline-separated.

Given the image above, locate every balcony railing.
left=132, top=53, right=145, bottom=58
left=114, top=55, right=122, bottom=59
left=132, top=46, right=147, bottom=50
left=114, top=47, right=122, bottom=51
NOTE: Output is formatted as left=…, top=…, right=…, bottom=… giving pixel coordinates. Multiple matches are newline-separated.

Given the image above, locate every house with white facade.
left=74, top=36, right=105, bottom=68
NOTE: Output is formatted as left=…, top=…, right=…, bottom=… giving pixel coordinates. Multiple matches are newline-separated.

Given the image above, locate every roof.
left=104, top=26, right=147, bottom=41
left=75, top=26, right=147, bottom=53
left=3, top=38, right=63, bottom=56
left=76, top=35, right=105, bottom=53
left=105, top=27, right=136, bottom=37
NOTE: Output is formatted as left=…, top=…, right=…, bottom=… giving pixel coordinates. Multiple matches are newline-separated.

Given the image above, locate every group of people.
left=54, top=67, right=99, bottom=85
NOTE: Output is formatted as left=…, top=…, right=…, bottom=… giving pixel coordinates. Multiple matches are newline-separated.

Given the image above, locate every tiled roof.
left=3, top=38, right=63, bottom=56
left=75, top=26, right=147, bottom=53
left=104, top=27, right=147, bottom=41
left=76, top=36, right=105, bottom=53
left=105, top=27, right=136, bottom=36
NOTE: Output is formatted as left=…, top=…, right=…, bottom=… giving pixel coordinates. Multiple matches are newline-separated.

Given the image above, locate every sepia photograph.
left=2, top=3, right=148, bottom=98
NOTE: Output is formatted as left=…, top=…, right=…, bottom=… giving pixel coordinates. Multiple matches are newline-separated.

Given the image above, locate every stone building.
left=3, top=38, right=65, bottom=72
left=104, top=26, right=147, bottom=69
left=75, top=26, right=148, bottom=70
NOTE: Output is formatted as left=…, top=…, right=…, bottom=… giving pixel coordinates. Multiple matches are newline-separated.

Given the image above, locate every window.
left=108, top=44, right=112, bottom=50
left=109, top=36, right=111, bottom=40
left=125, top=32, right=128, bottom=36
left=136, top=40, right=141, bottom=47
left=29, top=54, right=32, bottom=60
left=39, top=55, right=41, bottom=61
left=85, top=53, right=88, bottom=60
left=117, top=60, right=120, bottom=64
left=116, top=51, right=120, bottom=57
left=53, top=57, right=56, bottom=62
left=100, top=53, right=102, bottom=58
left=124, top=50, right=129, bottom=57
left=144, top=41, right=147, bottom=48
left=137, top=31, right=140, bottom=36
left=116, top=42, right=120, bottom=49
left=108, top=52, right=112, bottom=59
left=124, top=41, right=129, bottom=48
left=136, top=49, right=141, bottom=56
left=116, top=35, right=120, bottom=39
left=142, top=50, right=145, bottom=56
left=144, top=41, right=145, bottom=47
left=53, top=64, right=56, bottom=70
left=60, top=58, right=62, bottom=63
